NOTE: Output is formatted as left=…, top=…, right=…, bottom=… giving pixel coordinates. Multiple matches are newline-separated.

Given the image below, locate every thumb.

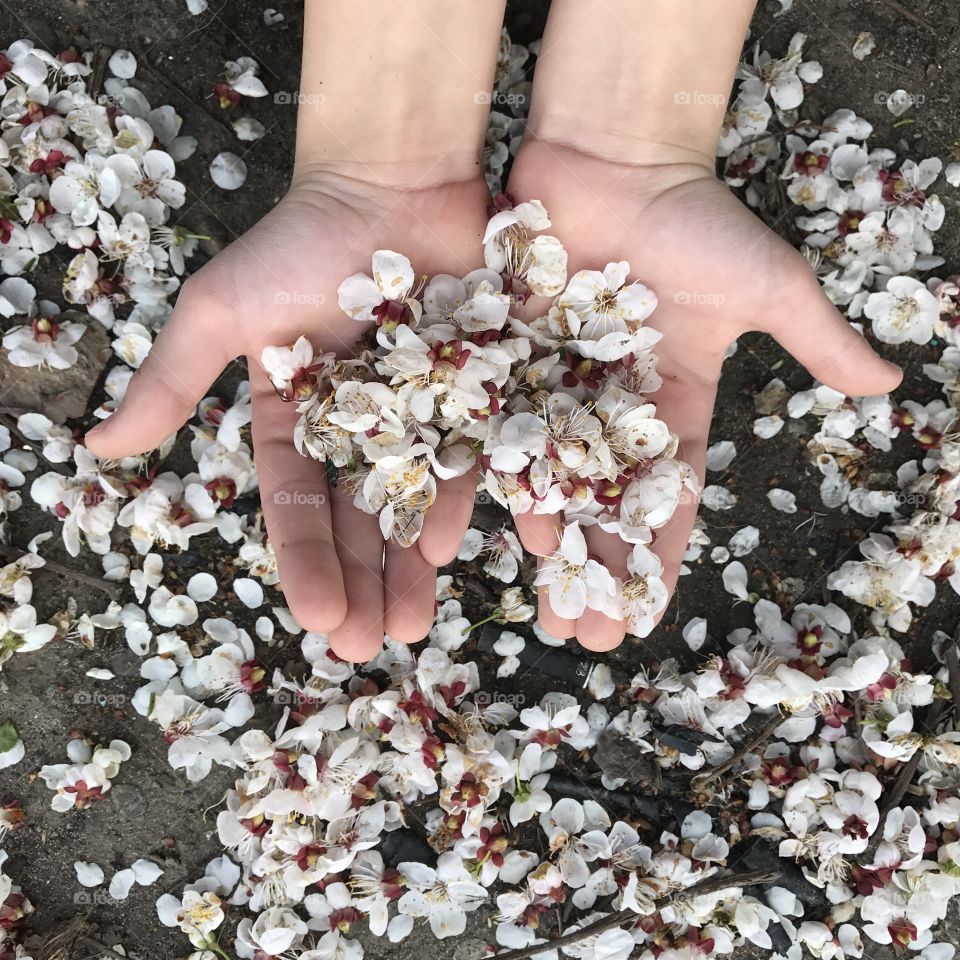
left=85, top=278, right=236, bottom=457
left=767, top=268, right=902, bottom=397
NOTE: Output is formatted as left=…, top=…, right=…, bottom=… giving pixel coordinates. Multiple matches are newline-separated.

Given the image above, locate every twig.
left=493, top=868, right=781, bottom=960
left=0, top=410, right=73, bottom=477
left=0, top=544, right=119, bottom=600
left=77, top=938, right=139, bottom=960
left=691, top=714, right=782, bottom=788
left=88, top=44, right=111, bottom=101
left=946, top=642, right=960, bottom=720
left=876, top=0, right=937, bottom=33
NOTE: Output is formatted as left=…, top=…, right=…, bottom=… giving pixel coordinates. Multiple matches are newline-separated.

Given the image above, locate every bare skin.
left=85, top=1, right=505, bottom=661
left=506, top=0, right=902, bottom=649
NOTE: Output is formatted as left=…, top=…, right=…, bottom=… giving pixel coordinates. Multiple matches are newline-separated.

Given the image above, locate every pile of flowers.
left=262, top=203, right=696, bottom=632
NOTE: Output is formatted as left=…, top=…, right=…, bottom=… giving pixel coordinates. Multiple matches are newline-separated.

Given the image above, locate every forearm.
left=295, top=0, right=507, bottom=186
left=527, top=0, right=756, bottom=167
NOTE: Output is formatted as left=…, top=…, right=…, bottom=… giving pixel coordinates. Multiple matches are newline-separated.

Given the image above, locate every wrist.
left=526, top=0, right=754, bottom=169
left=293, top=0, right=506, bottom=190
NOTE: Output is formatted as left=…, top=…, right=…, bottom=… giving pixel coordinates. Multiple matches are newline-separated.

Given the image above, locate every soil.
left=1, top=0, right=960, bottom=957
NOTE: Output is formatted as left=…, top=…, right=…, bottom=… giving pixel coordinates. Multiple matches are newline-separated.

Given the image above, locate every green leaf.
left=0, top=720, right=19, bottom=754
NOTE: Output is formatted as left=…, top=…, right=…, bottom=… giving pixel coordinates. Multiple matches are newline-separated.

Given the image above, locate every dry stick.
left=492, top=868, right=781, bottom=960
left=0, top=544, right=120, bottom=600
left=77, top=938, right=139, bottom=960
left=946, top=642, right=960, bottom=719
left=88, top=44, right=111, bottom=101
left=0, top=410, right=73, bottom=477
left=691, top=713, right=782, bottom=788
left=876, top=0, right=937, bottom=33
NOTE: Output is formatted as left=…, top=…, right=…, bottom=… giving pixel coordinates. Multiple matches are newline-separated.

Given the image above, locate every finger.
left=767, top=269, right=902, bottom=397
left=515, top=511, right=562, bottom=557
left=575, top=527, right=629, bottom=652
left=327, top=486, right=387, bottom=662
left=250, top=367, right=347, bottom=633
left=418, top=467, right=478, bottom=567
left=384, top=538, right=437, bottom=644
left=85, top=278, right=236, bottom=457
left=535, top=558, right=576, bottom=640
left=642, top=373, right=712, bottom=618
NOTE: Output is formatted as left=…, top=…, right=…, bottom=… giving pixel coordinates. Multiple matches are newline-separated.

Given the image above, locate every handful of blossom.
left=261, top=199, right=699, bottom=634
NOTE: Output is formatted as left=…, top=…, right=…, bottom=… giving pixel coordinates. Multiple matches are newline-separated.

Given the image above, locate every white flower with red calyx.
left=260, top=336, right=335, bottom=401
left=483, top=195, right=568, bottom=298
left=860, top=865, right=954, bottom=949
left=30, top=446, right=126, bottom=556
left=423, top=269, right=511, bottom=333
left=182, top=440, right=255, bottom=520
left=235, top=905, right=309, bottom=958
left=38, top=738, right=130, bottom=812
left=506, top=743, right=553, bottom=826
left=457, top=525, right=523, bottom=583
left=753, top=599, right=852, bottom=665
left=214, top=57, right=269, bottom=109
left=595, top=386, right=674, bottom=476
left=737, top=31, right=821, bottom=111
left=827, top=533, right=936, bottom=632
left=534, top=521, right=617, bottom=619
left=115, top=150, right=186, bottom=226
left=149, top=689, right=234, bottom=782
left=47, top=153, right=129, bottom=226
left=856, top=157, right=944, bottom=223
left=540, top=798, right=611, bottom=889
left=840, top=209, right=919, bottom=276
left=347, top=851, right=404, bottom=937
left=382, top=326, right=505, bottom=427
left=514, top=693, right=590, bottom=751
left=182, top=629, right=264, bottom=724
left=864, top=276, right=940, bottom=345
left=780, top=136, right=859, bottom=211
left=608, top=458, right=698, bottom=544
left=116, top=472, right=215, bottom=555
left=338, top=249, right=422, bottom=329
left=397, top=852, right=488, bottom=939
left=555, top=262, right=658, bottom=362
left=319, top=802, right=390, bottom=874
left=3, top=313, right=86, bottom=369
left=95, top=209, right=152, bottom=265
left=608, top=543, right=670, bottom=638
left=359, top=454, right=437, bottom=546
left=819, top=785, right=881, bottom=856
left=0, top=40, right=48, bottom=91
left=156, top=889, right=226, bottom=949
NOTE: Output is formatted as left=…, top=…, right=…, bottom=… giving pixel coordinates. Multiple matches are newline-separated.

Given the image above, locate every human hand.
left=505, top=138, right=902, bottom=650
left=85, top=170, right=492, bottom=660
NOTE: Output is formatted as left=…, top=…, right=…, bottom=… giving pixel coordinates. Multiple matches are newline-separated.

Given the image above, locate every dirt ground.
left=2, top=0, right=960, bottom=957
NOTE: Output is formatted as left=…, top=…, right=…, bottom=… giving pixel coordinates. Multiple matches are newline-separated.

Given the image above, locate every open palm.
left=86, top=173, right=492, bottom=661
left=506, top=139, right=902, bottom=651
